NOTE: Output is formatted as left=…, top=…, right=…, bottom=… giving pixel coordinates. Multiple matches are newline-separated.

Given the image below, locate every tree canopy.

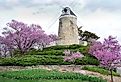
left=78, top=26, right=100, bottom=42
left=89, top=36, right=121, bottom=82
left=0, top=20, right=57, bottom=56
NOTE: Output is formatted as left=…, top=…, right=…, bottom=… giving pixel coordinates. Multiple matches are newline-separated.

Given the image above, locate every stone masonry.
left=57, top=7, right=79, bottom=45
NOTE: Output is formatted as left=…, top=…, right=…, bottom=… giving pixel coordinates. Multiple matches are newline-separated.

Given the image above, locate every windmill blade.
left=55, top=0, right=76, bottom=9
left=46, top=6, right=62, bottom=29
left=68, top=0, right=84, bottom=27
left=47, top=15, right=60, bottom=29
left=56, top=4, right=64, bottom=8
left=69, top=0, right=77, bottom=7
left=54, top=1, right=66, bottom=8
left=42, top=2, right=64, bottom=30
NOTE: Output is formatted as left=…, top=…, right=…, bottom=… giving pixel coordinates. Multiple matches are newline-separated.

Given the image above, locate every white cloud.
left=83, top=0, right=121, bottom=12
left=0, top=0, right=121, bottom=43
left=6, top=0, right=19, bottom=4
left=78, top=8, right=121, bottom=42
left=32, top=0, right=52, bottom=4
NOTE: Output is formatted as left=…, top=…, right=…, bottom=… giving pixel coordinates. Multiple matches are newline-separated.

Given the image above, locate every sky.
left=0, top=0, right=121, bottom=43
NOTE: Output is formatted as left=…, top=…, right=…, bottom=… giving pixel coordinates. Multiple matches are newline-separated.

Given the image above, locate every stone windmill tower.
left=57, top=7, right=79, bottom=45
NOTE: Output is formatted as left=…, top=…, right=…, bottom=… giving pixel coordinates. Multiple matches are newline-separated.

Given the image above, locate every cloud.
left=77, top=8, right=121, bottom=42
left=0, top=0, right=83, bottom=9
left=83, top=0, right=121, bottom=12
left=6, top=0, right=19, bottom=4
left=1, top=0, right=121, bottom=12
left=0, top=0, right=121, bottom=43
left=0, top=0, right=32, bottom=10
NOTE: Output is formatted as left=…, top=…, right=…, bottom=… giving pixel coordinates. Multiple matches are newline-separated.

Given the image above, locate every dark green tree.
left=78, top=26, right=100, bottom=42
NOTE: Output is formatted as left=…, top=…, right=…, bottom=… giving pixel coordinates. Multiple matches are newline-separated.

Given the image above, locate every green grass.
left=0, top=76, right=88, bottom=82
left=0, top=69, right=107, bottom=82
left=0, top=77, right=89, bottom=82
left=0, top=44, right=99, bottom=66
left=43, top=44, right=88, bottom=51
left=0, top=55, right=99, bottom=66
left=26, top=44, right=88, bottom=56
left=82, top=66, right=120, bottom=76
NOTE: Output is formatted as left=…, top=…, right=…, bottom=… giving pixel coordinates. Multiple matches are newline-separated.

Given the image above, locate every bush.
left=82, top=66, right=120, bottom=76
left=35, top=50, right=64, bottom=56
left=75, top=56, right=99, bottom=65
left=43, top=45, right=69, bottom=50
left=0, top=55, right=70, bottom=66
left=43, top=44, right=88, bottom=50
left=0, top=55, right=99, bottom=66
left=27, top=47, right=88, bottom=56
left=0, top=69, right=107, bottom=82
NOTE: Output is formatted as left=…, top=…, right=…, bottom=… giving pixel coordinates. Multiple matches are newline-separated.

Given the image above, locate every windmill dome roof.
left=61, top=7, right=76, bottom=16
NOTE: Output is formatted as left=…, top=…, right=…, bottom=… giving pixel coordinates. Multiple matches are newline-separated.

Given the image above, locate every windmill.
left=33, top=0, right=82, bottom=45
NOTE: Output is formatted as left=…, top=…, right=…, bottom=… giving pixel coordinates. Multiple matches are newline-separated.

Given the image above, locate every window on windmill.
left=64, top=8, right=67, bottom=13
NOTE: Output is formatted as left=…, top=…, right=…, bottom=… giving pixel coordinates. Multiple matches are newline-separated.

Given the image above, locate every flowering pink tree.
left=64, top=50, right=84, bottom=70
left=89, top=36, right=121, bottom=82
left=36, top=34, right=58, bottom=50
left=49, top=34, right=58, bottom=41
left=0, top=20, right=57, bottom=56
left=0, top=36, right=14, bottom=57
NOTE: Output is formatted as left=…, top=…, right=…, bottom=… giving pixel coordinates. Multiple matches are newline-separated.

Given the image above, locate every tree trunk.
left=110, top=69, right=114, bottom=82
left=20, top=50, right=25, bottom=56
left=72, top=66, right=75, bottom=71
left=9, top=51, right=13, bottom=58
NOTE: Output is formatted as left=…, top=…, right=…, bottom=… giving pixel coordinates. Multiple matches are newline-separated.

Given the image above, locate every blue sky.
left=0, top=0, right=121, bottom=42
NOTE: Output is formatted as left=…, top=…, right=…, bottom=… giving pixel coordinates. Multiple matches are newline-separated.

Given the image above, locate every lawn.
left=0, top=69, right=106, bottom=82
left=0, top=76, right=87, bottom=82
left=82, top=66, right=120, bottom=76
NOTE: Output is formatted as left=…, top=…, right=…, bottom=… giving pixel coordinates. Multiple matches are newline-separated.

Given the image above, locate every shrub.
left=75, top=56, right=99, bottom=65
left=68, top=44, right=86, bottom=49
left=0, top=69, right=107, bottom=82
left=43, top=44, right=88, bottom=50
left=0, top=55, right=99, bottom=66
left=26, top=49, right=64, bottom=56
left=0, top=55, right=70, bottom=66
left=27, top=48, right=89, bottom=56
left=36, top=50, right=64, bottom=56
left=12, top=44, right=89, bottom=57
left=43, top=45, right=69, bottom=50
left=82, top=66, right=120, bottom=76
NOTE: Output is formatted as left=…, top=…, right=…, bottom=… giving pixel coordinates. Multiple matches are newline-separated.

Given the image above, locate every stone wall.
left=57, top=15, right=79, bottom=45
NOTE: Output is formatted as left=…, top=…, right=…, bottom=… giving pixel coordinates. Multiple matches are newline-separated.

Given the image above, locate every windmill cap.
left=61, top=7, right=76, bottom=16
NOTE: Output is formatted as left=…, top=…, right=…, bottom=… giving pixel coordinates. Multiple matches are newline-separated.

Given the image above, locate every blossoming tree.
left=0, top=20, right=57, bottom=56
left=64, top=50, right=84, bottom=70
left=89, top=36, right=121, bottom=82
